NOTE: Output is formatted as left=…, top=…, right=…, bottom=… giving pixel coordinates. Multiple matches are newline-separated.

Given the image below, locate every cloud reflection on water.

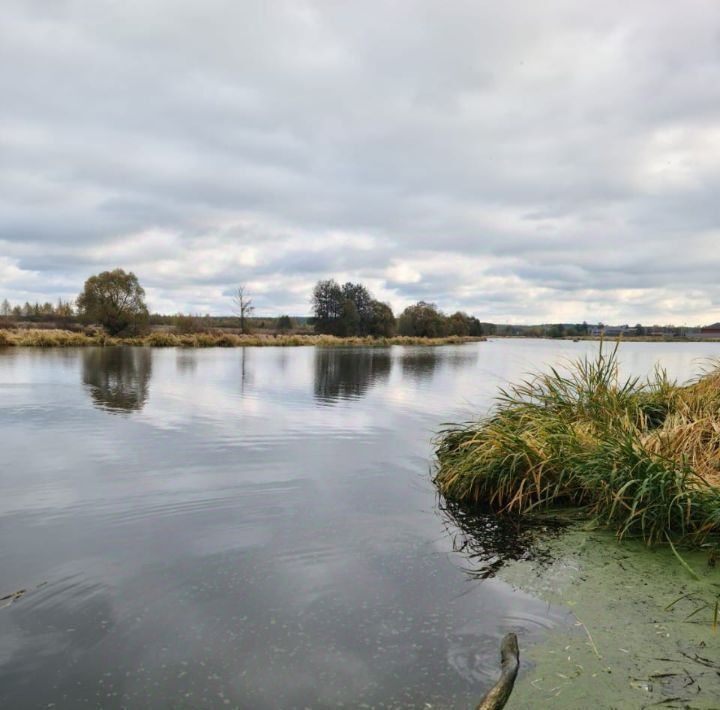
left=4, top=341, right=720, bottom=706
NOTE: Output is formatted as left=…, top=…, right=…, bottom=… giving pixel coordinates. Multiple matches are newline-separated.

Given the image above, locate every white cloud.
left=1, top=0, right=720, bottom=323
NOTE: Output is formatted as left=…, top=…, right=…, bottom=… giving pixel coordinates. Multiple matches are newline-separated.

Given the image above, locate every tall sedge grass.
left=0, top=328, right=484, bottom=348
left=434, top=344, right=720, bottom=545
left=0, top=329, right=109, bottom=347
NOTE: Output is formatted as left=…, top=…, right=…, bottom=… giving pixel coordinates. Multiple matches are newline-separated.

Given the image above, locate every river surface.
left=2, top=339, right=720, bottom=708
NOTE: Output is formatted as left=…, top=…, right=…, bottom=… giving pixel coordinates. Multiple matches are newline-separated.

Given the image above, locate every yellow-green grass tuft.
left=434, top=344, right=720, bottom=546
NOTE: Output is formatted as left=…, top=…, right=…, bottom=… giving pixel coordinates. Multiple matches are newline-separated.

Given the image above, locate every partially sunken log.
left=477, top=633, right=520, bottom=710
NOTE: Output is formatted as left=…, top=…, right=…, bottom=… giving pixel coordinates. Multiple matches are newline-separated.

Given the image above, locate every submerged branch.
left=477, top=633, right=520, bottom=710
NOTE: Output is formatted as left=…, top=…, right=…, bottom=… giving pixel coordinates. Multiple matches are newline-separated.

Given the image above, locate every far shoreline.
left=6, top=329, right=720, bottom=348
left=488, top=334, right=720, bottom=343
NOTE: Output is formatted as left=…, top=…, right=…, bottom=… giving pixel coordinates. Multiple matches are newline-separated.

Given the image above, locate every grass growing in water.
left=434, top=344, right=720, bottom=546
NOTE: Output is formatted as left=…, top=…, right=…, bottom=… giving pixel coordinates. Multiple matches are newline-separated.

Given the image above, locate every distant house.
left=645, top=325, right=683, bottom=337
left=701, top=322, right=720, bottom=335
left=590, top=324, right=636, bottom=337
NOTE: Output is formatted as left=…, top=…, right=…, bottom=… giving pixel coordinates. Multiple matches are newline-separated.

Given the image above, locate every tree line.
left=311, top=279, right=483, bottom=337
left=1, top=269, right=485, bottom=339
left=2, top=269, right=690, bottom=341
left=1, top=298, right=75, bottom=319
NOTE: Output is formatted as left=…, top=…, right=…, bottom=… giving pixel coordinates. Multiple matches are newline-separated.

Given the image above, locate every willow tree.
left=76, top=269, right=149, bottom=336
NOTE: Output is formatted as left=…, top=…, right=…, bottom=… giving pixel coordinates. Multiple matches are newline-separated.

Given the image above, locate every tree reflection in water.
left=314, top=348, right=392, bottom=403
left=400, top=346, right=479, bottom=383
left=399, top=349, right=440, bottom=382
left=82, top=347, right=152, bottom=413
left=439, top=500, right=566, bottom=580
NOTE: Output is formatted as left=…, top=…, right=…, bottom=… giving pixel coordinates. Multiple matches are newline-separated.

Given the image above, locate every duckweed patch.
left=498, top=528, right=720, bottom=708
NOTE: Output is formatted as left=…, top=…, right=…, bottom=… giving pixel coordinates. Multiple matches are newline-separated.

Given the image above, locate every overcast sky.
left=2, top=1, right=720, bottom=323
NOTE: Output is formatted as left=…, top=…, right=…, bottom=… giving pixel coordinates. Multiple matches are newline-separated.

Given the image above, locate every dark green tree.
left=76, top=269, right=149, bottom=336
left=338, top=299, right=360, bottom=336
left=397, top=302, right=448, bottom=337
left=312, top=279, right=399, bottom=337
left=367, top=300, right=396, bottom=336
left=468, top=317, right=483, bottom=336
left=341, top=282, right=373, bottom=334
left=312, top=279, right=383, bottom=336
left=446, top=311, right=482, bottom=336
left=311, top=279, right=344, bottom=334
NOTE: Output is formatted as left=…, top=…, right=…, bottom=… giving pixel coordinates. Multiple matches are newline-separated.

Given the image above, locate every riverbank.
left=566, top=335, right=720, bottom=343
left=0, top=328, right=485, bottom=348
left=434, top=345, right=720, bottom=546
left=500, top=526, right=720, bottom=708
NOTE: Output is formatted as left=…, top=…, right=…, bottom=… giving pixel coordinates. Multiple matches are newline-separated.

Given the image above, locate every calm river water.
left=2, top=339, right=720, bottom=708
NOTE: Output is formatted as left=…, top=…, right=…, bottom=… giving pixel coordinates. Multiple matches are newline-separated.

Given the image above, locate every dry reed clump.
left=0, top=329, right=112, bottom=347
left=434, top=345, right=720, bottom=546
left=0, top=328, right=485, bottom=349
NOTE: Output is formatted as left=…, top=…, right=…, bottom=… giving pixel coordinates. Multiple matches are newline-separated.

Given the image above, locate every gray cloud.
left=1, top=0, right=720, bottom=322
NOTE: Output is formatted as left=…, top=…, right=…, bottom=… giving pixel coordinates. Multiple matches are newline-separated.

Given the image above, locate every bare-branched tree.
left=233, top=285, right=255, bottom=334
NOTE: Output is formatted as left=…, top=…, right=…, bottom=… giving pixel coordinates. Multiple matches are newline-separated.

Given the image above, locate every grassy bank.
left=0, top=328, right=485, bottom=348
left=434, top=345, right=720, bottom=545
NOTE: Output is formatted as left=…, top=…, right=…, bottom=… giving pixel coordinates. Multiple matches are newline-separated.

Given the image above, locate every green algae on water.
left=498, top=527, right=720, bottom=709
